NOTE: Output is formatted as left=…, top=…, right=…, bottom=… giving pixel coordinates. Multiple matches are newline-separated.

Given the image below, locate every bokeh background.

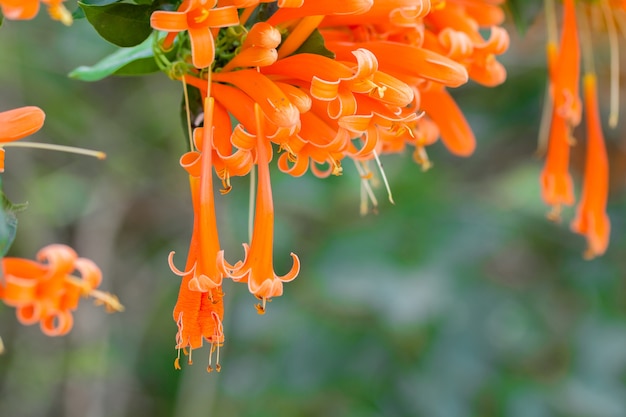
left=2, top=5, right=626, bottom=417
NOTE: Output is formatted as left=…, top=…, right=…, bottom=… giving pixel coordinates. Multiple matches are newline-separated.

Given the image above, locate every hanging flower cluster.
left=7, top=0, right=620, bottom=374
left=539, top=0, right=626, bottom=259
left=0, top=244, right=122, bottom=336
left=143, top=0, right=510, bottom=371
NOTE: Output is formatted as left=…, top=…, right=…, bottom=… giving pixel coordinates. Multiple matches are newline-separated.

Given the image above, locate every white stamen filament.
left=354, top=160, right=378, bottom=215
left=601, top=0, right=620, bottom=128
left=2, top=142, right=105, bottom=159
left=373, top=150, right=395, bottom=205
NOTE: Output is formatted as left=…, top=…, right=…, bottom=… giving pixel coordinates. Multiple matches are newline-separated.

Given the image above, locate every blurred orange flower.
left=0, top=244, right=122, bottom=337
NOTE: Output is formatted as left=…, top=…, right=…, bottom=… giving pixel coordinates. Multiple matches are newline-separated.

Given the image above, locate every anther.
left=194, top=8, right=210, bottom=24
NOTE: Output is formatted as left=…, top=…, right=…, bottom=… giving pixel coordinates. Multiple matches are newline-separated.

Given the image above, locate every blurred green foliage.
left=1, top=10, right=626, bottom=417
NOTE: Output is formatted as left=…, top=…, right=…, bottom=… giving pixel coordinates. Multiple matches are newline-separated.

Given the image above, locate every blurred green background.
left=2, top=6, right=626, bottom=417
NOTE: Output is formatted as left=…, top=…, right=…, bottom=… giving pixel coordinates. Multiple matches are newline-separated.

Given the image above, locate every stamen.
left=354, top=160, right=378, bottom=216
left=373, top=150, right=395, bottom=205
left=248, top=165, right=256, bottom=242
left=579, top=4, right=596, bottom=75
left=536, top=85, right=554, bottom=157
left=601, top=0, right=620, bottom=128
left=207, top=344, right=214, bottom=373
left=0, top=336, right=4, bottom=355
left=255, top=297, right=267, bottom=315
left=331, top=159, right=343, bottom=176
left=65, top=275, right=125, bottom=312
left=174, top=347, right=182, bottom=370
left=413, top=146, right=433, bottom=171
left=181, top=76, right=195, bottom=151
left=219, top=171, right=232, bottom=195
left=215, top=344, right=221, bottom=372
left=188, top=347, right=193, bottom=365
left=545, top=0, right=558, bottom=46
left=194, top=8, right=210, bottom=24
left=90, top=289, right=125, bottom=313
left=2, top=142, right=105, bottom=159
left=547, top=204, right=562, bottom=223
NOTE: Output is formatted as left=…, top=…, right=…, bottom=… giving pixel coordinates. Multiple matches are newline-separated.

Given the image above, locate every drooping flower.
left=0, top=244, right=122, bottom=336
left=569, top=74, right=610, bottom=258
left=551, top=0, right=582, bottom=128
left=169, top=97, right=228, bottom=371
left=222, top=104, right=300, bottom=314
left=536, top=0, right=623, bottom=256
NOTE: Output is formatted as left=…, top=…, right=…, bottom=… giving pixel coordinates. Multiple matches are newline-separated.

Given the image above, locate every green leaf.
left=69, top=37, right=159, bottom=81
left=292, top=29, right=334, bottom=59
left=72, top=0, right=117, bottom=20
left=79, top=1, right=154, bottom=47
left=505, top=0, right=543, bottom=35
left=0, top=179, right=27, bottom=258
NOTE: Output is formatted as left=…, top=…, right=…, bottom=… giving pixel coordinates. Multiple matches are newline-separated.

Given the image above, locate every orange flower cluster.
left=151, top=0, right=509, bottom=370
left=539, top=0, right=624, bottom=259
left=0, top=0, right=72, bottom=25
left=0, top=244, right=122, bottom=336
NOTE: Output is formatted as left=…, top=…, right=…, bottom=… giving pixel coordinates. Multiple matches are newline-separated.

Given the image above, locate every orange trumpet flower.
left=223, top=104, right=300, bottom=314
left=0, top=244, right=122, bottom=337
left=151, top=0, right=239, bottom=68
left=570, top=74, right=610, bottom=259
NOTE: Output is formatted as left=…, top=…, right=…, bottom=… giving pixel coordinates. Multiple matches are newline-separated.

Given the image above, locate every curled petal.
left=180, top=151, right=202, bottom=177
left=37, top=244, right=78, bottom=278
left=168, top=251, right=197, bottom=276
left=41, top=310, right=74, bottom=336
left=277, top=252, right=300, bottom=283
left=330, top=41, right=469, bottom=88
left=73, top=257, right=102, bottom=291
left=16, top=303, right=41, bottom=325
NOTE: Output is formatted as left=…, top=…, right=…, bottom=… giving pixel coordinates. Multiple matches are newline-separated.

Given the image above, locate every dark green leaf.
left=79, top=1, right=154, bottom=47
left=72, top=0, right=117, bottom=20
left=69, top=37, right=158, bottom=81
left=505, top=0, right=543, bottom=35
left=292, top=29, right=334, bottom=59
